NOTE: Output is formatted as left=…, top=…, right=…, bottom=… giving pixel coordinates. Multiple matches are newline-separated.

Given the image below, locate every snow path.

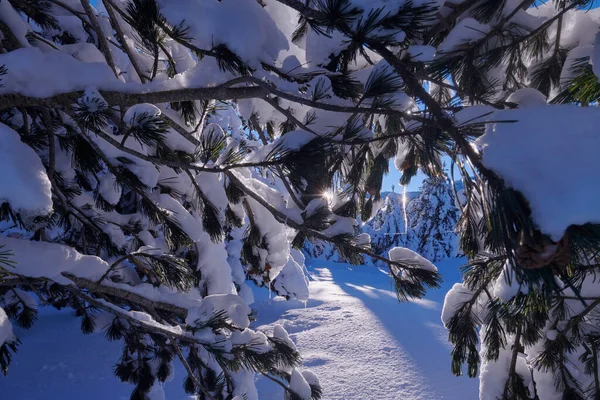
left=0, top=259, right=478, bottom=399
left=254, top=259, right=478, bottom=399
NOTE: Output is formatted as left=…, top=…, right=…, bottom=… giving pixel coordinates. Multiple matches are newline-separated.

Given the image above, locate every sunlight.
left=322, top=191, right=334, bottom=205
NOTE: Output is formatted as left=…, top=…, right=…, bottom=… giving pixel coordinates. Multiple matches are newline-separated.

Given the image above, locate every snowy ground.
left=1, top=258, right=478, bottom=399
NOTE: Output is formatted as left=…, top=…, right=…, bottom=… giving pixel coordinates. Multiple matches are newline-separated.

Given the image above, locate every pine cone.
left=516, top=234, right=570, bottom=272
left=400, top=158, right=413, bottom=171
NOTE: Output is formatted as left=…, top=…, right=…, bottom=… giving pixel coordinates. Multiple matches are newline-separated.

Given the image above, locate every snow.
left=388, top=247, right=438, bottom=272
left=546, top=330, right=558, bottom=341
left=437, top=18, right=490, bottom=54
left=273, top=324, right=296, bottom=350
left=0, top=48, right=118, bottom=97
left=157, top=194, right=235, bottom=295
left=245, top=197, right=291, bottom=280
left=593, top=32, right=600, bottom=80
left=0, top=123, right=53, bottom=218
left=560, top=45, right=593, bottom=86
left=441, top=283, right=473, bottom=327
left=478, top=325, right=511, bottom=400
left=492, top=261, right=521, bottom=302
left=0, top=306, right=14, bottom=346
left=476, top=105, right=600, bottom=240
left=0, top=0, right=31, bottom=48
left=255, top=258, right=478, bottom=399
left=279, top=130, right=318, bottom=151
left=0, top=236, right=108, bottom=284
left=186, top=294, right=251, bottom=329
left=97, top=174, right=122, bottom=206
left=1, top=258, right=477, bottom=400
left=60, top=43, right=107, bottom=64
left=290, top=369, right=312, bottom=400
left=123, top=103, right=161, bottom=124
left=158, top=0, right=288, bottom=66
left=322, top=217, right=357, bottom=238
left=406, top=45, right=436, bottom=62
left=454, top=105, right=496, bottom=125
left=273, top=250, right=310, bottom=301
left=505, top=88, right=547, bottom=108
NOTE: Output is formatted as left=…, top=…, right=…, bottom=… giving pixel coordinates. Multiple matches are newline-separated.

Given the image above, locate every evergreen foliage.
left=0, top=0, right=599, bottom=398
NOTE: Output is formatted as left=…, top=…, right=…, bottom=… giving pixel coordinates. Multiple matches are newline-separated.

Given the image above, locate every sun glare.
left=322, top=191, right=334, bottom=204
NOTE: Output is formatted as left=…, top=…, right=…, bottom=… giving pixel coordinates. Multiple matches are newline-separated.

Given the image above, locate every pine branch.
left=250, top=114, right=305, bottom=209
left=171, top=340, right=218, bottom=400
left=423, top=0, right=480, bottom=43
left=79, top=0, right=118, bottom=78
left=257, top=369, right=301, bottom=398
left=372, top=44, right=499, bottom=184
left=46, top=0, right=88, bottom=20
left=503, top=324, right=523, bottom=398
left=97, top=253, right=134, bottom=283
left=62, top=273, right=188, bottom=316
left=0, top=80, right=412, bottom=122
left=493, top=1, right=580, bottom=56
left=261, top=96, right=317, bottom=135
left=41, top=109, right=56, bottom=181
left=28, top=32, right=60, bottom=50
left=102, top=0, right=149, bottom=84
left=227, top=171, right=439, bottom=293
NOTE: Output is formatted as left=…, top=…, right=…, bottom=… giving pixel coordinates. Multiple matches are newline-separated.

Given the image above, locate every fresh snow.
left=0, top=306, right=14, bottom=347
left=0, top=123, right=53, bottom=218
left=157, top=0, right=288, bottom=66
left=388, top=247, right=437, bottom=272
left=0, top=236, right=109, bottom=284
left=1, top=259, right=478, bottom=400
left=255, top=258, right=478, bottom=399
left=476, top=105, right=600, bottom=240
left=437, top=18, right=490, bottom=54
left=0, top=48, right=119, bottom=97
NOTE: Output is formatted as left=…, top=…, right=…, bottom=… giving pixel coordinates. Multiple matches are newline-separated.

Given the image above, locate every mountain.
left=304, top=178, right=461, bottom=263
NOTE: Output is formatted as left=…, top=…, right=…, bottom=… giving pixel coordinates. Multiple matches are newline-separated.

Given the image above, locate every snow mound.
left=477, top=105, right=600, bottom=240
left=0, top=48, right=118, bottom=97
left=0, top=307, right=14, bottom=346
left=437, top=18, right=490, bottom=54
left=0, top=123, right=52, bottom=218
left=389, top=247, right=437, bottom=272
left=0, top=236, right=108, bottom=284
left=506, top=88, right=547, bottom=108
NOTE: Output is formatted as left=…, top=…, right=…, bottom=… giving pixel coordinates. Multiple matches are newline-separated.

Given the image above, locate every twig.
left=102, top=0, right=149, bottom=83
left=80, top=0, right=119, bottom=78
left=97, top=253, right=131, bottom=283
left=41, top=109, right=56, bottom=181
left=171, top=340, right=218, bottom=400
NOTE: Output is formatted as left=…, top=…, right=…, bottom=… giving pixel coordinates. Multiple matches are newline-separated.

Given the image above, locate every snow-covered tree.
left=363, top=178, right=459, bottom=263
left=405, top=177, right=460, bottom=262
left=2, top=0, right=600, bottom=399
left=0, top=0, right=440, bottom=398
left=364, top=192, right=408, bottom=256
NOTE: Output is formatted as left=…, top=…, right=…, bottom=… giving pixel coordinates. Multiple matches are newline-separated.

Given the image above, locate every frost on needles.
left=1, top=0, right=600, bottom=399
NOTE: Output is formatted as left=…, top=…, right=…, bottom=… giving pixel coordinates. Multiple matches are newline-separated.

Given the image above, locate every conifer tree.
left=0, top=0, right=439, bottom=398
left=406, top=177, right=460, bottom=262
left=364, top=191, right=408, bottom=256
left=1, top=0, right=600, bottom=399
